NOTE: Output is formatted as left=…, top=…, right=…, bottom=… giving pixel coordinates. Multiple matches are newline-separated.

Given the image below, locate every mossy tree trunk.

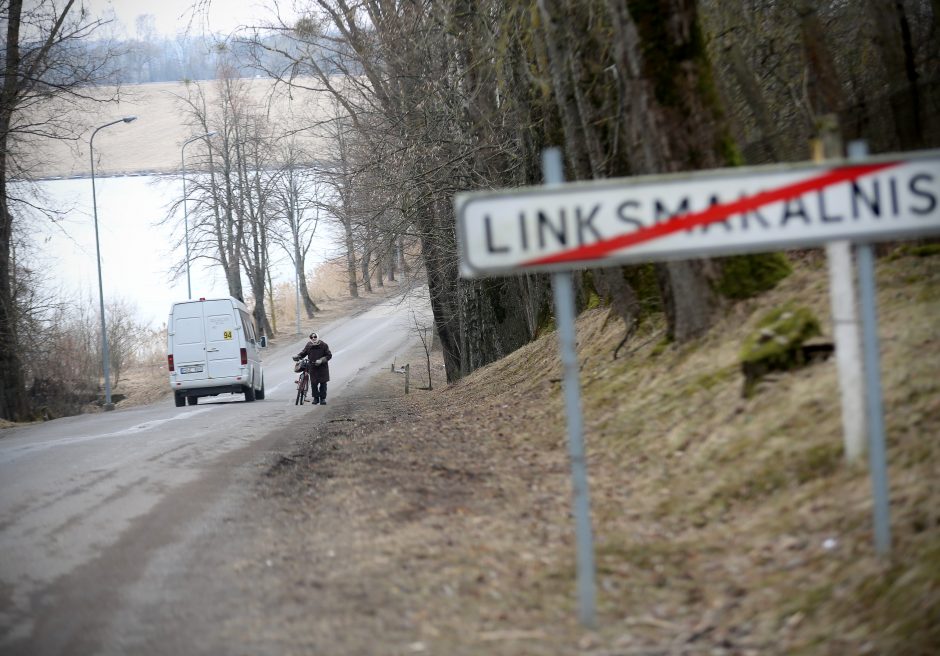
left=0, top=2, right=28, bottom=421
left=604, top=0, right=734, bottom=340
left=796, top=0, right=843, bottom=122
left=604, top=0, right=792, bottom=340
left=866, top=0, right=922, bottom=149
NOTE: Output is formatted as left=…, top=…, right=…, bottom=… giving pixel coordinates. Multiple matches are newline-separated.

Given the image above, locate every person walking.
left=293, top=332, right=332, bottom=405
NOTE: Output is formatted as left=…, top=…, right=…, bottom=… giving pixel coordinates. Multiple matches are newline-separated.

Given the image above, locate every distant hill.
left=32, top=78, right=335, bottom=179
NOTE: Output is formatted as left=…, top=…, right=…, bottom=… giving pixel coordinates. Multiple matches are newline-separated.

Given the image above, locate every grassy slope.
left=428, top=249, right=939, bottom=653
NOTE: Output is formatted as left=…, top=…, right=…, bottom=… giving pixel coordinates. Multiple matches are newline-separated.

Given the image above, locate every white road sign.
left=456, top=150, right=940, bottom=277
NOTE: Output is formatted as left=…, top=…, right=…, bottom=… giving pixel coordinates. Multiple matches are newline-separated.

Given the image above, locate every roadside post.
left=815, top=130, right=867, bottom=464
left=542, top=148, right=598, bottom=628
left=849, top=140, right=892, bottom=555
left=455, top=148, right=940, bottom=582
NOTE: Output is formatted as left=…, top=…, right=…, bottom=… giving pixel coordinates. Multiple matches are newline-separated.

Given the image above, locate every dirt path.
left=211, top=343, right=597, bottom=656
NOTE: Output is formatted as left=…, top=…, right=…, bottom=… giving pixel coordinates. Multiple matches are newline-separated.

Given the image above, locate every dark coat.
left=297, top=340, right=332, bottom=383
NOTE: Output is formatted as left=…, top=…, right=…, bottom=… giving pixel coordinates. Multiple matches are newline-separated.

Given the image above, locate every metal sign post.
left=543, top=148, right=597, bottom=628
left=849, top=140, right=892, bottom=555
left=857, top=241, right=892, bottom=555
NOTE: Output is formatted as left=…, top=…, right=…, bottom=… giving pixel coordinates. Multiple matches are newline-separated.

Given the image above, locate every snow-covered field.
left=30, top=174, right=336, bottom=328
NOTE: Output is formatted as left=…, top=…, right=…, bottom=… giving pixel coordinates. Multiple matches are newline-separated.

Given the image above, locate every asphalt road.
left=0, top=289, right=431, bottom=654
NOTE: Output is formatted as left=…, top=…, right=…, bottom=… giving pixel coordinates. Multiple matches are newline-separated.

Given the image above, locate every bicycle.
left=293, top=356, right=310, bottom=405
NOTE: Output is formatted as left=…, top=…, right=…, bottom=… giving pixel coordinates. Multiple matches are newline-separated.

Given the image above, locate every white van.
left=166, top=297, right=266, bottom=407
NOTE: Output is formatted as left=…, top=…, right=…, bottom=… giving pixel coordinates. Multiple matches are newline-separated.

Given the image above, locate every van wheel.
left=256, top=378, right=265, bottom=400
left=186, top=396, right=198, bottom=406
left=174, top=393, right=185, bottom=408
left=244, top=382, right=256, bottom=402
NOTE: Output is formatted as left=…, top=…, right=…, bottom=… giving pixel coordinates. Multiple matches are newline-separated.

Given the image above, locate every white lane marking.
left=94, top=407, right=217, bottom=439
left=0, top=407, right=218, bottom=463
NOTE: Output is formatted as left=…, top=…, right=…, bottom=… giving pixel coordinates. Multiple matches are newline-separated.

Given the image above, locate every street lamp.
left=181, top=131, right=216, bottom=298
left=90, top=115, right=137, bottom=411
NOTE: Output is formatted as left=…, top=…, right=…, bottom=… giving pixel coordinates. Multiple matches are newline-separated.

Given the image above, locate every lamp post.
left=90, top=115, right=137, bottom=411
left=181, top=131, right=216, bottom=299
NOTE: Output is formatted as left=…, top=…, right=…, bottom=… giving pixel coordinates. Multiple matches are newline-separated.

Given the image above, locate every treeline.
left=78, top=14, right=343, bottom=84
left=1, top=0, right=938, bottom=420
left=238, top=0, right=939, bottom=384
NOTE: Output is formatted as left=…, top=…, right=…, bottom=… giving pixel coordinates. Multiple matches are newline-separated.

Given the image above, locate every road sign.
left=456, top=150, right=940, bottom=277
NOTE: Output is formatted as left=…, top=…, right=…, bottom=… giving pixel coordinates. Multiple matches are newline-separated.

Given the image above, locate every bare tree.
left=412, top=310, right=433, bottom=391
left=314, top=114, right=360, bottom=299
left=1, top=0, right=120, bottom=420
left=235, top=111, right=277, bottom=337
left=269, top=138, right=322, bottom=318
left=105, top=298, right=144, bottom=389
left=242, top=0, right=938, bottom=382
left=175, top=76, right=247, bottom=301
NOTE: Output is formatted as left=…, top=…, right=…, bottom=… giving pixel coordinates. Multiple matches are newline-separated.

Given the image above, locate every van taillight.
left=168, top=354, right=175, bottom=372
left=240, top=348, right=247, bottom=365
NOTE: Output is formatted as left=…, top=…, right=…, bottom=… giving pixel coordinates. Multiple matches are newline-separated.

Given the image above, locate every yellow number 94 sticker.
left=223, top=330, right=233, bottom=340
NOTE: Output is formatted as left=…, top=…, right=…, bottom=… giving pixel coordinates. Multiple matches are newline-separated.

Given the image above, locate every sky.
left=86, top=0, right=295, bottom=36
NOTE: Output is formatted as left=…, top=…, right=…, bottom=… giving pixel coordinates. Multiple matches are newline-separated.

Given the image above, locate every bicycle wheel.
left=299, top=373, right=309, bottom=405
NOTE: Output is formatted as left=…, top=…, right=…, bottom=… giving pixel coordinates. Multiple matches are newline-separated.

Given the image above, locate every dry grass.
left=436, top=250, right=940, bottom=654
left=110, top=363, right=171, bottom=409
left=246, top=249, right=939, bottom=655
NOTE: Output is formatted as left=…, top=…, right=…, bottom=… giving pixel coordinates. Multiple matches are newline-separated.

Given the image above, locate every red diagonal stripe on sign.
left=523, top=160, right=901, bottom=267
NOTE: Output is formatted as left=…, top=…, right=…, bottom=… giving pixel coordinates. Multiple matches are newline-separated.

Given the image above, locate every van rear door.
left=172, top=302, right=209, bottom=380
left=203, top=300, right=241, bottom=380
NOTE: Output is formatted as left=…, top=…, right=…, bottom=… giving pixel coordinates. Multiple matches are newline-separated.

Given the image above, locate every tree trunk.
left=608, top=0, right=731, bottom=341
left=372, top=223, right=384, bottom=288
left=399, top=237, right=408, bottom=274
left=0, top=184, right=29, bottom=422
left=797, top=0, right=843, bottom=121
left=932, top=0, right=940, bottom=63
left=655, top=259, right=716, bottom=342
left=210, top=143, right=244, bottom=301
left=266, top=265, right=277, bottom=333
left=386, top=245, right=396, bottom=282
left=0, top=0, right=31, bottom=421
left=867, top=0, right=922, bottom=149
left=422, top=233, right=461, bottom=382
left=293, top=246, right=318, bottom=317
left=536, top=0, right=595, bottom=180
left=723, top=38, right=782, bottom=161
left=375, top=239, right=385, bottom=288
left=300, top=273, right=318, bottom=317
left=341, top=212, right=358, bottom=298
left=360, top=232, right=373, bottom=294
